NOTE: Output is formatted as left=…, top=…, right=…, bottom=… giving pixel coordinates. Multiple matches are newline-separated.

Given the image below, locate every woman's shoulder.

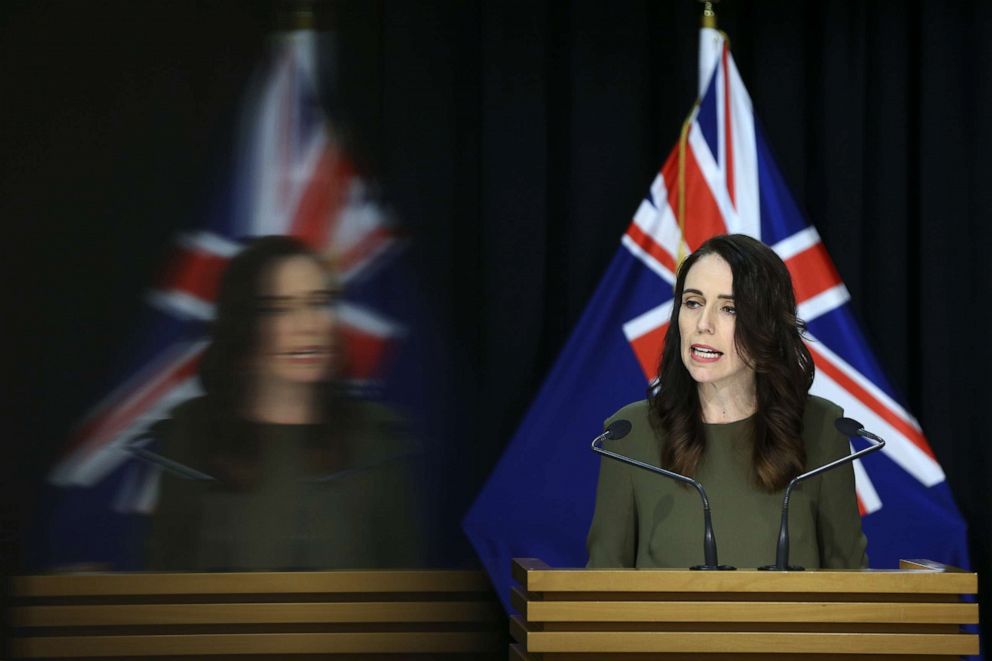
left=802, top=395, right=848, bottom=460
left=341, top=398, right=422, bottom=463
left=605, top=399, right=651, bottom=422
left=155, top=395, right=212, bottom=436
left=803, top=395, right=844, bottom=429
left=147, top=395, right=213, bottom=462
left=166, top=395, right=211, bottom=422
left=603, top=400, right=660, bottom=455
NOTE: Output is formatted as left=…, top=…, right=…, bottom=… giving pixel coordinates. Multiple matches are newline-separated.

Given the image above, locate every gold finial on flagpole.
left=291, top=2, right=314, bottom=30
left=700, top=0, right=718, bottom=29
left=277, top=0, right=315, bottom=31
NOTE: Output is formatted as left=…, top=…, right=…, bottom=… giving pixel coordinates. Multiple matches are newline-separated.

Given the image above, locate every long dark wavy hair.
left=650, top=234, right=814, bottom=492
left=198, top=235, right=349, bottom=487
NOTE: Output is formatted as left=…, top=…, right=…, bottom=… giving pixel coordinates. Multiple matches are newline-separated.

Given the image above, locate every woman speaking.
left=586, top=234, right=867, bottom=569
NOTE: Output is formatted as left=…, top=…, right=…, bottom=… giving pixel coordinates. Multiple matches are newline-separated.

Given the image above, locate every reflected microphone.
left=127, top=437, right=216, bottom=481
left=591, top=420, right=735, bottom=571
left=759, top=417, right=885, bottom=571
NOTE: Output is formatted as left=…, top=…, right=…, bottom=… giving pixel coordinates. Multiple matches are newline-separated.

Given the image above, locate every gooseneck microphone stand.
left=759, top=417, right=886, bottom=571
left=591, top=420, right=734, bottom=571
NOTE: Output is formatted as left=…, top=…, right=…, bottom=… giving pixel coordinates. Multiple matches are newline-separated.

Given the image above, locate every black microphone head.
left=834, top=417, right=865, bottom=437
left=605, top=419, right=632, bottom=440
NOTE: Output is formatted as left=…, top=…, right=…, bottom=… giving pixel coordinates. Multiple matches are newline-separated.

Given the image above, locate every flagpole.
left=677, top=1, right=720, bottom=266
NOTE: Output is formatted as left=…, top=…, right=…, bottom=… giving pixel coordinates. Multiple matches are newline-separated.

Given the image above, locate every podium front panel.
left=509, top=558, right=979, bottom=658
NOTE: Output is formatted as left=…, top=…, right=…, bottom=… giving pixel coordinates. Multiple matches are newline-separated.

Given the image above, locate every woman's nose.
left=696, top=306, right=715, bottom=333
left=294, top=304, right=324, bottom=332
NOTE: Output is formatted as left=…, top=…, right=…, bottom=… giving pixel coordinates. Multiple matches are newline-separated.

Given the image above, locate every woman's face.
left=678, top=253, right=754, bottom=393
left=255, top=255, right=337, bottom=386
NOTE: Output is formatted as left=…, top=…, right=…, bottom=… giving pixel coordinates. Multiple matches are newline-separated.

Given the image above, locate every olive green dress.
left=586, top=395, right=868, bottom=569
left=146, top=397, right=426, bottom=571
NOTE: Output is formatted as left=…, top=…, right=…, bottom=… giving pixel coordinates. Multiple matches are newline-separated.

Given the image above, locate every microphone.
left=590, top=419, right=633, bottom=446
left=591, top=420, right=734, bottom=571
left=759, top=417, right=885, bottom=571
left=304, top=445, right=424, bottom=483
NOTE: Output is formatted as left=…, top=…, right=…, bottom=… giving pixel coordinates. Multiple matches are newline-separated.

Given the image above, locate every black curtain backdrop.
left=3, top=0, right=990, bottom=649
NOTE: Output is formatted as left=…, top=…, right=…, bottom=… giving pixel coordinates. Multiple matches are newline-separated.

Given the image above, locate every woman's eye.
left=683, top=299, right=701, bottom=309
left=723, top=305, right=736, bottom=315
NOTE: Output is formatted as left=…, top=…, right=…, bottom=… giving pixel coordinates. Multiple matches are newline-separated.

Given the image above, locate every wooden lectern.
left=8, top=569, right=504, bottom=658
left=510, top=558, right=979, bottom=659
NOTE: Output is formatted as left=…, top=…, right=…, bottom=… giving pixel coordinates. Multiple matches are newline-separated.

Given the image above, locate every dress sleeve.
left=144, top=409, right=205, bottom=570
left=371, top=454, right=429, bottom=568
left=813, top=405, right=869, bottom=569
left=360, top=406, right=429, bottom=568
left=586, top=429, right=637, bottom=568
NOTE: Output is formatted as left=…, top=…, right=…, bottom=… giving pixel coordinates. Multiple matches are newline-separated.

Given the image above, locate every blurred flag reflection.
left=43, top=24, right=414, bottom=569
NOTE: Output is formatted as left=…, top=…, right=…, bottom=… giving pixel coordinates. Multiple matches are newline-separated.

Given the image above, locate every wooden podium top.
left=512, top=557, right=978, bottom=594
left=13, top=568, right=493, bottom=597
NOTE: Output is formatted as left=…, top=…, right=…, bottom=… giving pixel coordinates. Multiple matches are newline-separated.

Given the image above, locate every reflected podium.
left=9, top=569, right=503, bottom=659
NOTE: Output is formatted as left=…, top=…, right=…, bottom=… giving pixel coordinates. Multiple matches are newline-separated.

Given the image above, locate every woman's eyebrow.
left=683, top=288, right=734, bottom=299
left=257, top=291, right=335, bottom=302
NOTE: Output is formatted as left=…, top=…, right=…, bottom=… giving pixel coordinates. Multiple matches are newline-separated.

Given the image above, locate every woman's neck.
left=246, top=380, right=321, bottom=424
left=697, top=381, right=757, bottom=424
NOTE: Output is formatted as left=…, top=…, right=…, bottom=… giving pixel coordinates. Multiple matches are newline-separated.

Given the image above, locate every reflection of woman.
left=587, top=234, right=866, bottom=569
left=147, top=236, right=425, bottom=570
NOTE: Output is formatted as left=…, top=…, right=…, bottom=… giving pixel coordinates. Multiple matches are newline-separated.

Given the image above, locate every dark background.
left=2, top=0, right=989, bottom=650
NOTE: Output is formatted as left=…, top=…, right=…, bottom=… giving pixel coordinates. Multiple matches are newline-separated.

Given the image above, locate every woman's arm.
left=586, top=443, right=638, bottom=567
left=810, top=400, right=869, bottom=569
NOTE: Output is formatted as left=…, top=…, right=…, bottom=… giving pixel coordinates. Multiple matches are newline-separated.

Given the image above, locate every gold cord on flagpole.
left=680, top=0, right=722, bottom=273
left=684, top=0, right=720, bottom=270
left=676, top=105, right=697, bottom=269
